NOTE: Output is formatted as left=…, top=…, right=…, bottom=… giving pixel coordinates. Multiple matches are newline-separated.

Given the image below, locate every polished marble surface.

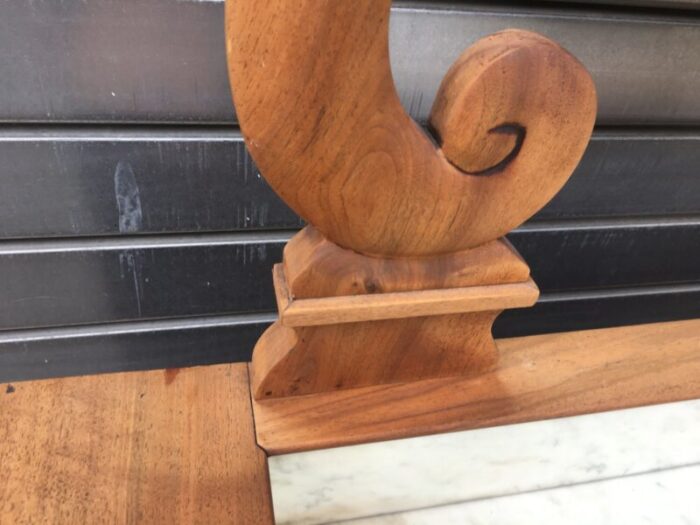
left=342, top=464, right=700, bottom=524
left=270, top=399, right=700, bottom=524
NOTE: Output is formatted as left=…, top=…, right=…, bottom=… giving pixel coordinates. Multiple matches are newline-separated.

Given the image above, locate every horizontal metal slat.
left=1, top=129, right=699, bottom=239
left=540, top=0, right=700, bottom=10
left=0, top=314, right=274, bottom=383
left=495, top=283, right=700, bottom=337
left=3, top=283, right=700, bottom=382
left=0, top=234, right=287, bottom=331
left=391, top=6, right=700, bottom=125
left=0, top=224, right=698, bottom=331
left=510, top=222, right=700, bottom=292
left=0, top=2, right=699, bottom=124
left=0, top=129, right=301, bottom=239
left=0, top=0, right=231, bottom=123
left=539, top=131, right=700, bottom=221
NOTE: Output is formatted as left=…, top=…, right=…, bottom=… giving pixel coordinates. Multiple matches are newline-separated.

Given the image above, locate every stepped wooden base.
left=252, top=319, right=700, bottom=455
left=250, top=227, right=538, bottom=399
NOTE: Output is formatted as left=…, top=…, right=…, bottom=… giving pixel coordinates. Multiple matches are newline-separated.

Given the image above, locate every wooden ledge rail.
left=281, top=280, right=538, bottom=327
left=277, top=261, right=539, bottom=327
left=0, top=364, right=274, bottom=524
left=252, top=318, right=700, bottom=455
left=229, top=0, right=596, bottom=402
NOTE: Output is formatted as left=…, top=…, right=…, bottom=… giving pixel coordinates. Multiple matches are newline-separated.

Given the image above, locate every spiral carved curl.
left=226, top=1, right=596, bottom=257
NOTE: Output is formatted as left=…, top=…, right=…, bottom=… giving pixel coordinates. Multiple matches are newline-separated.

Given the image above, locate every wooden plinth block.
left=250, top=227, right=538, bottom=399
left=253, top=319, right=700, bottom=455
left=227, top=0, right=601, bottom=454
left=282, top=226, right=533, bottom=298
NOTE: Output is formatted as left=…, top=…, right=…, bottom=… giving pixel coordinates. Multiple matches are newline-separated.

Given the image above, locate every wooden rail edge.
left=252, top=318, right=700, bottom=455
left=275, top=264, right=539, bottom=327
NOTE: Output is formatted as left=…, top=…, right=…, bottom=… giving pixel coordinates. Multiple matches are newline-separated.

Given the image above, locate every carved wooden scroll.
left=225, top=1, right=596, bottom=400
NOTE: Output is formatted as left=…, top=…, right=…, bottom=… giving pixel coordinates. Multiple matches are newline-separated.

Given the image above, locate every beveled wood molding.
left=249, top=228, right=542, bottom=399
left=225, top=1, right=597, bottom=402
left=279, top=277, right=540, bottom=328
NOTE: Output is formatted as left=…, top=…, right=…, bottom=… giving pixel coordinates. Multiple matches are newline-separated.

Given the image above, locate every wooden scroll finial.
left=226, top=1, right=596, bottom=256
left=225, top=1, right=596, bottom=399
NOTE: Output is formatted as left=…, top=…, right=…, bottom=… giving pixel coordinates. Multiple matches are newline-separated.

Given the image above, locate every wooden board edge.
left=241, top=364, right=277, bottom=524
left=251, top=318, right=700, bottom=455
left=272, top=263, right=291, bottom=314
left=280, top=278, right=539, bottom=327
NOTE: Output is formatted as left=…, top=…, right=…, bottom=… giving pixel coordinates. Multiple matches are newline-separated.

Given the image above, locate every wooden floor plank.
left=0, top=364, right=273, bottom=524
left=253, top=319, right=700, bottom=454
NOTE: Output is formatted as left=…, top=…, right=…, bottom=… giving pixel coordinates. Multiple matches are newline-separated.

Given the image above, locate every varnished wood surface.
left=280, top=279, right=539, bottom=327
left=251, top=242, right=537, bottom=400
left=226, top=1, right=596, bottom=256
left=252, top=312, right=502, bottom=400
left=253, top=319, right=700, bottom=454
left=283, top=226, right=531, bottom=299
left=0, top=364, right=274, bottom=524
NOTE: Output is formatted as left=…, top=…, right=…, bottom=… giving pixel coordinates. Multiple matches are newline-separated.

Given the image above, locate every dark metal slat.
left=495, top=285, right=700, bottom=337
left=0, top=224, right=698, bottom=331
left=0, top=1, right=699, bottom=124
left=0, top=235, right=287, bottom=331
left=0, top=131, right=301, bottom=239
left=510, top=222, right=700, bottom=292
left=3, top=284, right=699, bottom=383
left=1, top=130, right=699, bottom=238
left=0, top=314, right=273, bottom=383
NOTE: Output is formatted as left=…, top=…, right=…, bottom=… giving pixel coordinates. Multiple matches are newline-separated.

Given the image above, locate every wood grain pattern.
left=229, top=0, right=596, bottom=405
left=0, top=364, right=274, bottom=524
left=253, top=319, right=700, bottom=454
left=251, top=238, right=537, bottom=399
left=253, top=312, right=500, bottom=399
left=283, top=226, right=531, bottom=299
left=226, top=0, right=596, bottom=256
left=281, top=277, right=539, bottom=327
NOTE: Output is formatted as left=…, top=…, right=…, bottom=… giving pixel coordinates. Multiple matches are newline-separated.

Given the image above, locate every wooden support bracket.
left=225, top=0, right=598, bottom=448
left=251, top=226, right=539, bottom=399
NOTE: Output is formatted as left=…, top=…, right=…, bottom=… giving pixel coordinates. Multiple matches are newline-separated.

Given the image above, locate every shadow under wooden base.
left=253, top=318, right=700, bottom=455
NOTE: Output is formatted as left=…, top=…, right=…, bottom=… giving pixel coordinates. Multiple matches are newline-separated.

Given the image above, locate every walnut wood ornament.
left=225, top=1, right=596, bottom=399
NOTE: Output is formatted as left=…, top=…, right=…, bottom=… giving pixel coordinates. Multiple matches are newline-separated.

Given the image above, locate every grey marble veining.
left=270, top=399, right=700, bottom=524
left=343, top=464, right=700, bottom=524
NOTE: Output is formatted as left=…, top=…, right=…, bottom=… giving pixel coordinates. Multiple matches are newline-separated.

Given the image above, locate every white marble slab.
left=269, top=398, right=700, bottom=525
left=343, top=464, right=700, bottom=525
